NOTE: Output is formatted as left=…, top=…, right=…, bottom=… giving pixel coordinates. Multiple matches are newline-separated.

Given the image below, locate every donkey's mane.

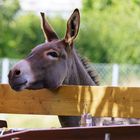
left=78, top=54, right=100, bottom=85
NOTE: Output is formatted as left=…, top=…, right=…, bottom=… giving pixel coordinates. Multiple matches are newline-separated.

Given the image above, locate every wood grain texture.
left=0, top=84, right=140, bottom=118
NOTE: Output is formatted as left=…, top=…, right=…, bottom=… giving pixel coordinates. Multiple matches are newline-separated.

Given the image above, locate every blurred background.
left=0, top=0, right=140, bottom=128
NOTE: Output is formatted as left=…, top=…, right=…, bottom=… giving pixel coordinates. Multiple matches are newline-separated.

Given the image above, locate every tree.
left=0, top=0, right=66, bottom=58
left=78, top=0, right=140, bottom=63
left=1, top=0, right=140, bottom=64
left=0, top=0, right=20, bottom=57
left=10, top=13, right=44, bottom=58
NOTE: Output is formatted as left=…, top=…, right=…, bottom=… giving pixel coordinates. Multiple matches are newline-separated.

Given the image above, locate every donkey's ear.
left=64, top=9, right=80, bottom=46
left=40, top=12, right=58, bottom=42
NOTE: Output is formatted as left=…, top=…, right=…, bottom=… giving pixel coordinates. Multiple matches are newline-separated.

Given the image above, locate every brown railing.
left=0, top=84, right=140, bottom=140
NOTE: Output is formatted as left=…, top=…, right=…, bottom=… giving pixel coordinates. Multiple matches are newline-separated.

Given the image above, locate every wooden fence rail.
left=0, top=125, right=140, bottom=140
left=0, top=84, right=140, bottom=118
left=0, top=84, right=140, bottom=140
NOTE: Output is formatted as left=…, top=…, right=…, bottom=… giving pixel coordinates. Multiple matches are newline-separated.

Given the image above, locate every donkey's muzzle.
left=8, top=60, right=35, bottom=91
left=8, top=69, right=27, bottom=91
left=10, top=78, right=27, bottom=91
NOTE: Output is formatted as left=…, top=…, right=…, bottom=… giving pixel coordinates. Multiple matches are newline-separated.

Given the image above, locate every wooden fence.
left=0, top=84, right=140, bottom=140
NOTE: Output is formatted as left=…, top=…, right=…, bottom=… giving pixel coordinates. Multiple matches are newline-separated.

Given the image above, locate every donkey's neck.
left=63, top=49, right=95, bottom=86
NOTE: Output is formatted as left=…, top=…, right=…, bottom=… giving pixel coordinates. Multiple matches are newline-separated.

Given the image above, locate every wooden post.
left=1, top=59, right=9, bottom=83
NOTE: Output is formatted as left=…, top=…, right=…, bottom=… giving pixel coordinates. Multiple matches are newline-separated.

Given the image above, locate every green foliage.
left=0, top=0, right=20, bottom=57
left=10, top=13, right=44, bottom=58
left=79, top=0, right=140, bottom=63
left=49, top=16, right=66, bottom=39
left=0, top=0, right=66, bottom=58
left=1, top=0, right=140, bottom=64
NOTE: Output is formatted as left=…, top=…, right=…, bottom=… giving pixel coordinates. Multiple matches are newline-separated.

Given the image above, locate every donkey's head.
left=8, top=9, right=80, bottom=91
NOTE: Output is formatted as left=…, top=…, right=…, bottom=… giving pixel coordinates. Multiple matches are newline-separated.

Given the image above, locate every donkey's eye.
left=47, top=52, right=58, bottom=58
left=44, top=50, right=59, bottom=60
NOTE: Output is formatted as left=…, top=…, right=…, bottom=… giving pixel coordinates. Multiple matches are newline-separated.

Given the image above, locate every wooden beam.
left=0, top=84, right=140, bottom=118
left=0, top=125, right=140, bottom=140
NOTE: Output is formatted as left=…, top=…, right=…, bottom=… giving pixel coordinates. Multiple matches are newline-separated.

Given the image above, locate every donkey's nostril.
left=14, top=70, right=21, bottom=76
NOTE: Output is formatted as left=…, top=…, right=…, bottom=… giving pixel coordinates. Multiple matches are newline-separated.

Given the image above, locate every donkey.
left=8, top=9, right=100, bottom=127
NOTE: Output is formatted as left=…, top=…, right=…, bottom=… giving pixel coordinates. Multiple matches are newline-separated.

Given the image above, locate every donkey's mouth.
left=12, top=80, right=28, bottom=91
left=26, top=81, right=45, bottom=90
